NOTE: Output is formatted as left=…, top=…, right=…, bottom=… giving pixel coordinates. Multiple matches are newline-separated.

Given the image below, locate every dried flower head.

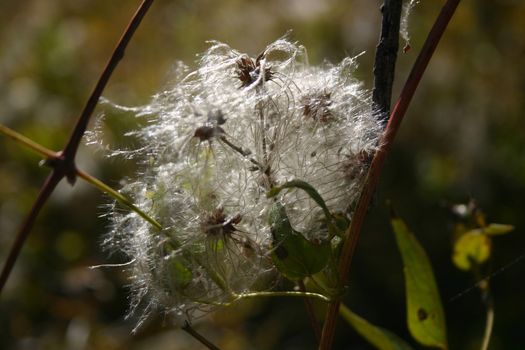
left=236, top=52, right=274, bottom=88
left=201, top=207, right=241, bottom=238
left=301, top=91, right=333, bottom=122
left=99, top=36, right=382, bottom=328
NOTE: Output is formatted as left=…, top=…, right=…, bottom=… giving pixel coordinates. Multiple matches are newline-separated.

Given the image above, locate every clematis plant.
left=0, top=2, right=476, bottom=349
left=100, top=37, right=381, bottom=329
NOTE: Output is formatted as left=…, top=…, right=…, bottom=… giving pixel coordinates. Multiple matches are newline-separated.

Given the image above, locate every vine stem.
left=61, top=0, right=154, bottom=173
left=0, top=173, right=62, bottom=291
left=372, top=0, right=403, bottom=124
left=0, top=123, right=162, bottom=230
left=76, top=169, right=162, bottom=230
left=480, top=291, right=494, bottom=350
left=182, top=321, right=222, bottom=350
left=474, top=266, right=494, bottom=350
left=235, top=290, right=331, bottom=303
left=299, top=279, right=322, bottom=344
left=0, top=124, right=59, bottom=159
left=0, top=0, right=155, bottom=295
left=180, top=290, right=331, bottom=308
left=318, top=1, right=461, bottom=349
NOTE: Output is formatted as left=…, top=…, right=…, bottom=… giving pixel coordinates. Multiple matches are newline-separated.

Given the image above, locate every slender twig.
left=182, top=321, right=222, bottom=350
left=219, top=135, right=265, bottom=170
left=0, top=0, right=155, bottom=295
left=219, top=135, right=251, bottom=157
left=480, top=290, right=494, bottom=350
left=319, top=1, right=461, bottom=349
left=61, top=0, right=155, bottom=182
left=76, top=169, right=162, bottom=229
left=474, top=266, right=494, bottom=350
left=178, top=289, right=331, bottom=308
left=298, top=279, right=322, bottom=344
left=372, top=0, right=403, bottom=124
left=0, top=124, right=59, bottom=159
left=236, top=291, right=330, bottom=303
left=0, top=173, right=62, bottom=291
left=0, top=123, right=162, bottom=230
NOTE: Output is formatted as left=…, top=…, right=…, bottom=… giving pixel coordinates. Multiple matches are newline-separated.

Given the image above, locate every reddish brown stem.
left=319, top=1, right=461, bottom=349
left=62, top=0, right=154, bottom=183
left=0, top=173, right=62, bottom=291
left=0, top=0, right=155, bottom=295
left=182, top=321, right=222, bottom=350
left=298, top=279, right=322, bottom=344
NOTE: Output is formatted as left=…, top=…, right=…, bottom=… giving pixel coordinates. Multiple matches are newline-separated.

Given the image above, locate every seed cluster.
left=236, top=53, right=274, bottom=88
left=101, top=37, right=381, bottom=328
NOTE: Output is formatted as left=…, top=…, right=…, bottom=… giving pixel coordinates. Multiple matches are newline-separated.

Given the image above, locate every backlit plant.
left=100, top=37, right=381, bottom=328
left=3, top=1, right=514, bottom=350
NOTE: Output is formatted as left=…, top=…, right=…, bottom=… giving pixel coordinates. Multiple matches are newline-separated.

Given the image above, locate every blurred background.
left=1, top=0, right=524, bottom=349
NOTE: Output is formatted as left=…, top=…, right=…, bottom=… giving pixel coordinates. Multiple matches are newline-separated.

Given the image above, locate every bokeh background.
left=1, top=0, right=524, bottom=349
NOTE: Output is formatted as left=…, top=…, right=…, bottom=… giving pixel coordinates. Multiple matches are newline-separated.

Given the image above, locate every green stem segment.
left=480, top=293, right=494, bottom=350
left=474, top=265, right=494, bottom=350
left=236, top=290, right=331, bottom=303
left=188, top=290, right=331, bottom=308
left=0, top=123, right=162, bottom=231
left=76, top=169, right=162, bottom=230
left=0, top=124, right=58, bottom=159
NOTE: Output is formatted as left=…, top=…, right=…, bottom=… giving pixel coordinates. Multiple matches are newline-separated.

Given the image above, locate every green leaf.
left=166, top=258, right=193, bottom=290
left=340, top=304, right=414, bottom=350
left=452, top=229, right=491, bottom=271
left=483, top=223, right=514, bottom=236
left=329, top=211, right=351, bottom=237
left=269, top=203, right=330, bottom=280
left=391, top=215, right=448, bottom=349
left=267, top=179, right=332, bottom=227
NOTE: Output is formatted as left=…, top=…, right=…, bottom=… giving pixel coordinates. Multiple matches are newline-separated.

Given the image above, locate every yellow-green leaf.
left=452, top=230, right=491, bottom=271
left=391, top=216, right=448, bottom=349
left=483, top=223, right=514, bottom=236
left=340, top=304, right=414, bottom=350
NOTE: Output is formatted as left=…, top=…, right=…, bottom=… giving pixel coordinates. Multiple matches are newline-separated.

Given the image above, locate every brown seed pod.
left=235, top=53, right=273, bottom=88
left=193, top=125, right=225, bottom=142
left=201, top=207, right=242, bottom=238
left=301, top=92, right=333, bottom=122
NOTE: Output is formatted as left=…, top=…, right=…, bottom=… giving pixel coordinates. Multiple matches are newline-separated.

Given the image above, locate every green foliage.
left=268, top=203, right=331, bottom=280
left=267, top=179, right=339, bottom=236
left=343, top=210, right=449, bottom=350
left=267, top=179, right=332, bottom=221
left=483, top=223, right=514, bottom=236
left=452, top=230, right=492, bottom=271
left=1, top=1, right=524, bottom=348
left=340, top=304, right=414, bottom=350
left=166, top=259, right=193, bottom=291
left=391, top=212, right=448, bottom=350
left=451, top=202, right=514, bottom=271
left=342, top=202, right=512, bottom=350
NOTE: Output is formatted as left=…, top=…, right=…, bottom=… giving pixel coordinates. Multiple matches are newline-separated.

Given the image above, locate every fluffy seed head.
left=100, top=36, right=382, bottom=327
